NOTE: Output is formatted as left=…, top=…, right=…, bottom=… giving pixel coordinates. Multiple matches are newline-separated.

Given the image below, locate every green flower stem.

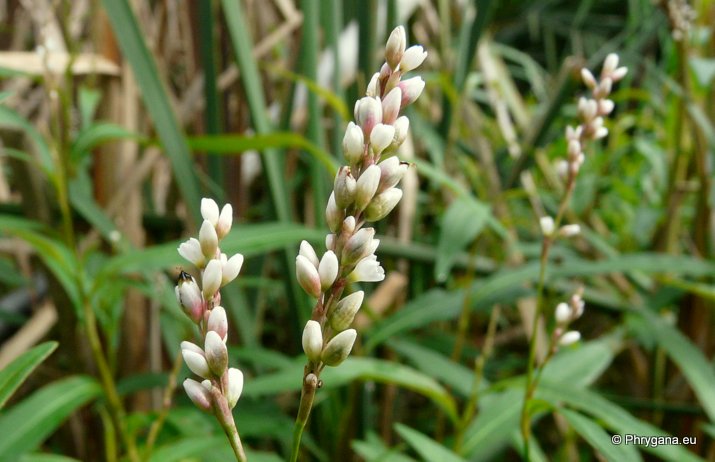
left=290, top=371, right=319, bottom=462
left=211, top=387, right=247, bottom=462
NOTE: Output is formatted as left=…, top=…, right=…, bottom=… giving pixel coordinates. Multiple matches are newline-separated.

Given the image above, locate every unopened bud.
left=321, top=329, right=357, bottom=366
left=366, top=72, right=380, bottom=97
left=392, top=116, right=410, bottom=148
left=325, top=234, right=336, bottom=251
left=202, top=259, right=222, bottom=299
left=216, top=204, right=233, bottom=240
left=207, top=306, right=228, bottom=340
left=555, top=302, right=572, bottom=324
left=580, top=68, right=597, bottom=89
left=319, top=251, right=339, bottom=290
left=370, top=124, right=396, bottom=156
left=176, top=272, right=204, bottom=323
left=178, top=238, right=206, bottom=268
left=329, top=291, right=364, bottom=331
left=343, top=122, right=365, bottom=165
left=559, top=224, right=581, bottom=237
left=299, top=240, right=320, bottom=268
left=399, top=45, right=427, bottom=73
left=204, top=330, right=228, bottom=376
left=382, top=87, right=402, bottom=125
left=296, top=255, right=322, bottom=298
left=342, top=227, right=376, bottom=265
left=181, top=341, right=211, bottom=379
left=221, top=253, right=244, bottom=286
left=199, top=220, right=219, bottom=259
left=599, top=99, right=615, bottom=115
left=342, top=216, right=356, bottom=235
left=398, top=77, right=425, bottom=106
left=611, top=66, right=628, bottom=82
left=385, top=26, right=406, bottom=70
left=602, top=53, right=619, bottom=77
left=364, top=187, right=403, bottom=222
left=302, top=320, right=323, bottom=362
left=326, top=192, right=345, bottom=233
left=354, top=96, right=383, bottom=137
left=540, top=216, right=555, bottom=236
left=355, top=165, right=381, bottom=211
left=334, top=166, right=357, bottom=208
left=201, top=198, right=220, bottom=226
left=378, top=157, right=409, bottom=192
left=559, top=330, right=581, bottom=346
left=183, top=378, right=212, bottom=411
left=227, top=368, right=244, bottom=409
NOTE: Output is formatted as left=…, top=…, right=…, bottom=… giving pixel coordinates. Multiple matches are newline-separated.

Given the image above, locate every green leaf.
left=0, top=342, right=57, bottom=409
left=352, top=432, right=416, bottom=462
left=395, top=423, right=466, bottom=462
left=148, top=436, right=227, bottom=462
left=461, top=388, right=523, bottom=457
left=19, top=455, right=81, bottom=462
left=100, top=0, right=201, bottom=223
left=0, top=106, right=53, bottom=175
left=435, top=196, right=490, bottom=282
left=541, top=334, right=623, bottom=386
left=560, top=408, right=642, bottom=462
left=644, top=312, right=715, bottom=422
left=70, top=122, right=140, bottom=164
left=0, top=376, right=101, bottom=458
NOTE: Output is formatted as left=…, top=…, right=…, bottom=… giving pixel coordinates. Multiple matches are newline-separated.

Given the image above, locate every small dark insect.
left=177, top=270, right=193, bottom=283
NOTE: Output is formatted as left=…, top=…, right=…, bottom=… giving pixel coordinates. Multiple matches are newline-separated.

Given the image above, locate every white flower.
left=364, top=187, right=403, bottom=222
left=381, top=87, right=402, bottom=125
left=178, top=238, right=205, bottom=268
left=221, top=253, right=244, bottom=286
left=216, top=204, right=233, bottom=240
left=399, top=45, right=427, bottom=73
left=343, top=122, right=365, bottom=165
left=349, top=255, right=385, bottom=282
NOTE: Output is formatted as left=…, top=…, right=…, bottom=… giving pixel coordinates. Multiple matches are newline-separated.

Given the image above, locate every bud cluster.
left=297, top=26, right=427, bottom=372
left=552, top=289, right=585, bottom=348
left=539, top=216, right=581, bottom=239
left=176, top=198, right=244, bottom=414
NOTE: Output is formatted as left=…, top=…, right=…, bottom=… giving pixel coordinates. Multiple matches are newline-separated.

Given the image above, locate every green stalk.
left=289, top=371, right=319, bottom=462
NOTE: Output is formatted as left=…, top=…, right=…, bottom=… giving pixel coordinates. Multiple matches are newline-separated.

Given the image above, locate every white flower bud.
left=342, top=216, right=356, bottom=235
left=366, top=72, right=380, bottom=97
left=329, top=291, right=364, bottom=332
left=302, top=320, right=323, bottom=362
left=296, top=255, right=322, bottom=298
left=217, top=204, right=233, bottom=240
left=325, top=234, right=336, bottom=251
left=199, top=220, right=219, bottom=259
left=370, top=124, right=396, bottom=156
left=326, top=192, right=345, bottom=233
left=540, top=216, right=555, bottom=236
left=343, top=122, right=365, bottom=165
left=565, top=125, right=582, bottom=141
left=319, top=250, right=339, bottom=290
left=221, top=253, right=244, bottom=286
left=392, top=116, right=410, bottom=148
left=378, top=157, right=409, bottom=192
left=334, top=166, right=357, bottom=209
left=227, top=368, right=244, bottom=409
left=568, top=139, right=581, bottom=160
left=342, top=227, right=376, bottom=265
left=354, top=96, right=383, bottom=137
left=555, top=302, right=572, bottom=324
left=599, top=99, right=615, bottom=115
left=178, top=238, right=206, bottom=268
left=321, top=329, right=357, bottom=367
left=596, top=77, right=612, bottom=98
left=364, top=187, right=402, bottom=222
left=559, top=330, right=581, bottom=346
left=602, top=53, right=619, bottom=77
left=559, top=224, right=581, bottom=237
left=202, top=259, right=223, bottom=299
left=382, top=87, right=402, bottom=125
left=201, top=198, right=220, bottom=226
left=183, top=378, right=212, bottom=411
left=398, top=76, right=425, bottom=106
left=299, top=240, right=320, bottom=268
left=204, top=330, right=228, bottom=376
left=181, top=342, right=211, bottom=379
left=611, top=66, right=628, bottom=82
left=594, top=126, right=608, bottom=139
left=176, top=272, right=204, bottom=323
left=355, top=165, right=381, bottom=211
left=207, top=306, right=228, bottom=341
left=399, top=45, right=427, bottom=73
left=385, top=26, right=406, bottom=70
left=580, top=68, right=597, bottom=89
left=348, top=254, right=385, bottom=282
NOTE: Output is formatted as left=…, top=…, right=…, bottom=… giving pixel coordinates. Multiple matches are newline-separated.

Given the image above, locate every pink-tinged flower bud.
left=326, top=192, right=345, bottom=233
left=382, top=87, right=402, bottom=125
left=355, top=165, right=381, bottom=211
left=559, top=330, right=581, bottom=346
left=334, top=166, right=357, bottom=208
left=221, top=253, right=244, bottom=286
left=342, top=216, right=356, bottom=235
left=176, top=272, right=204, bottom=323
left=370, top=124, right=396, bottom=156
left=227, top=368, right=244, bottom=409
left=364, top=187, right=402, bottom=222
left=555, top=302, right=572, bottom=324
left=559, top=224, right=581, bottom=237
left=181, top=342, right=211, bottom=379
left=325, top=234, right=336, bottom=251
left=348, top=254, right=385, bottom=282
left=343, top=122, right=365, bottom=165
left=321, top=329, right=357, bottom=366
left=354, top=96, right=383, bottom=137
left=183, top=378, right=212, bottom=411
left=378, top=156, right=408, bottom=192
left=202, top=260, right=222, bottom=300
left=205, top=330, right=228, bottom=376
left=199, top=220, right=219, bottom=260
left=602, top=53, right=619, bottom=77
left=329, top=291, right=364, bottom=331
left=611, top=66, right=628, bottom=82
left=216, top=204, right=233, bottom=240
left=318, top=251, right=339, bottom=290
left=400, top=45, right=427, bottom=73
left=398, top=77, right=425, bottom=106
left=540, top=216, right=555, bottom=236
left=580, top=68, right=597, bottom=89
left=178, top=238, right=206, bottom=268
left=598, top=99, right=615, bottom=115
left=207, top=306, right=228, bottom=340
left=342, top=227, right=376, bottom=265
left=299, top=240, right=320, bottom=268
left=385, top=26, right=406, bottom=70
left=296, top=255, right=322, bottom=298
left=302, top=320, right=323, bottom=362
left=392, top=116, right=410, bottom=148
left=366, top=72, right=380, bottom=97
left=201, top=198, right=220, bottom=226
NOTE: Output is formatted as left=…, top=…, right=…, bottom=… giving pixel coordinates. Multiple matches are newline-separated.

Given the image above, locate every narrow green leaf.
left=394, top=423, right=466, bottom=462
left=70, top=123, right=140, bottom=164
left=0, top=376, right=101, bottom=458
left=461, top=388, right=523, bottom=457
left=100, top=0, right=201, bottom=223
left=19, top=454, right=81, bottom=462
left=0, top=106, right=53, bottom=175
left=435, top=196, right=490, bottom=281
left=560, top=408, right=642, bottom=462
left=0, top=342, right=57, bottom=409
left=148, top=436, right=227, bottom=462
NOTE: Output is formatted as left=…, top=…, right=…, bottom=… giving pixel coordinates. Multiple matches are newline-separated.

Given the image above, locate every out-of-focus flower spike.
left=559, top=330, right=581, bottom=346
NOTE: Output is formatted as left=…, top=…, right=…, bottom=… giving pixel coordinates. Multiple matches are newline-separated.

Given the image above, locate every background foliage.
left=0, top=0, right=714, bottom=460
